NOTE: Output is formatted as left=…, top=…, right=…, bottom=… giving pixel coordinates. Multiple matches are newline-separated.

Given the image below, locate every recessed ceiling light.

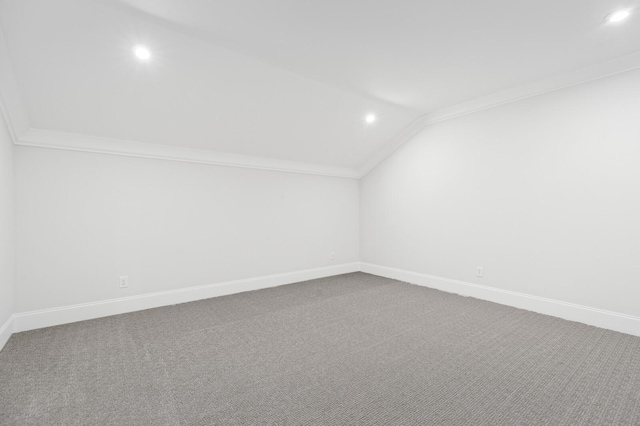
left=365, top=114, right=376, bottom=124
left=606, top=9, right=631, bottom=23
left=133, top=44, right=151, bottom=61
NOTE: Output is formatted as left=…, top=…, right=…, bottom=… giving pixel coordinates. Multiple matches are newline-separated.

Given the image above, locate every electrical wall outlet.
left=119, top=276, right=129, bottom=288
left=476, top=267, right=484, bottom=278
left=330, top=252, right=336, bottom=261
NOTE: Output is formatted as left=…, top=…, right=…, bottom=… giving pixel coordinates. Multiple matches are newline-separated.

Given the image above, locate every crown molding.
left=358, top=115, right=431, bottom=177
left=17, top=128, right=360, bottom=179
left=360, top=50, right=640, bottom=177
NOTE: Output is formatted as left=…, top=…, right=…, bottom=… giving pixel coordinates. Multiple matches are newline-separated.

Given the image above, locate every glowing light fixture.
left=365, top=114, right=376, bottom=124
left=606, top=9, right=631, bottom=23
left=133, top=45, right=151, bottom=61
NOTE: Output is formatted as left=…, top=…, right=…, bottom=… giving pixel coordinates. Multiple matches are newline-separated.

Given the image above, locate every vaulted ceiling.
left=1, top=0, right=639, bottom=176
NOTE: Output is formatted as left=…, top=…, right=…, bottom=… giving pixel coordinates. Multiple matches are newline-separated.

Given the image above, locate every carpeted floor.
left=1, top=272, right=640, bottom=425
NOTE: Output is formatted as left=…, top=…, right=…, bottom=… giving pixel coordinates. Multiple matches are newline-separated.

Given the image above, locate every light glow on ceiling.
left=365, top=114, right=376, bottom=124
left=606, top=9, right=631, bottom=23
left=133, top=45, right=151, bottom=60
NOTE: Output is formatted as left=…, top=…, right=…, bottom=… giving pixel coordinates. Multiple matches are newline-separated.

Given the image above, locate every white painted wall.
left=361, top=67, right=640, bottom=318
left=0, top=111, right=15, bottom=331
left=15, top=146, right=359, bottom=313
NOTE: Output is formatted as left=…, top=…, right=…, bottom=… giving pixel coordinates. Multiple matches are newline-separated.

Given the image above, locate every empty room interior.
left=2, top=0, right=640, bottom=424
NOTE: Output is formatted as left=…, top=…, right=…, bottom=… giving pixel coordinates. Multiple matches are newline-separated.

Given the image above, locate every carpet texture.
left=1, top=272, right=640, bottom=425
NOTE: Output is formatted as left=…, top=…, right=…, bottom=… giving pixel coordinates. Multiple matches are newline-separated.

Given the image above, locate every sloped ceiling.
left=114, top=0, right=640, bottom=111
left=1, top=0, right=640, bottom=176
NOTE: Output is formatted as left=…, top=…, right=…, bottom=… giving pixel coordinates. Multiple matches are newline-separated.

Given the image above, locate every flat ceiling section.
left=112, top=0, right=640, bottom=111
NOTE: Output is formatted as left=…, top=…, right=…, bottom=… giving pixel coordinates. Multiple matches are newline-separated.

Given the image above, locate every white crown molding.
left=360, top=50, right=640, bottom=177
left=17, top=128, right=360, bottom=179
left=358, top=115, right=432, bottom=177
left=360, top=263, right=640, bottom=337
left=12, top=263, right=360, bottom=333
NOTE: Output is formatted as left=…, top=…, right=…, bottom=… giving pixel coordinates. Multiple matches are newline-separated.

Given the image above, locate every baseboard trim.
left=13, top=262, right=637, bottom=338
left=0, top=315, right=13, bottom=352
left=13, top=263, right=360, bottom=333
left=360, top=263, right=640, bottom=337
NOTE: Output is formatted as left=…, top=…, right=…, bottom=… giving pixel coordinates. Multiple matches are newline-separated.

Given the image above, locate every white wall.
left=15, top=147, right=359, bottom=313
left=361, top=67, right=640, bottom=318
left=0, top=111, right=15, bottom=333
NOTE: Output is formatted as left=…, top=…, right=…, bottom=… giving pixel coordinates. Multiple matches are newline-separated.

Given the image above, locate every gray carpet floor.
left=2, top=272, right=640, bottom=425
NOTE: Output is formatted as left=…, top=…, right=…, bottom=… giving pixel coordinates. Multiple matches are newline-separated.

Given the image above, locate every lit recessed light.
left=606, top=9, right=631, bottom=23
left=133, top=44, right=151, bottom=61
left=365, top=114, right=376, bottom=124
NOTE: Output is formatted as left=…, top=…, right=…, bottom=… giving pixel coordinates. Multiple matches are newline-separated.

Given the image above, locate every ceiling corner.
left=0, top=22, right=29, bottom=143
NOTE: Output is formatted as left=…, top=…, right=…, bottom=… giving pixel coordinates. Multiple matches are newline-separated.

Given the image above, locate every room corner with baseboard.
left=2, top=1, right=640, bottom=424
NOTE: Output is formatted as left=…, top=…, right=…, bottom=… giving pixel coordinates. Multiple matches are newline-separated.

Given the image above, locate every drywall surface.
left=0, top=112, right=14, bottom=329
left=15, top=146, right=359, bottom=313
left=361, top=67, right=640, bottom=317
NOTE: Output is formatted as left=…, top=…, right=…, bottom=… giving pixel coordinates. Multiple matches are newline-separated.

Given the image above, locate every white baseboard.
left=11, top=261, right=638, bottom=339
left=12, top=263, right=359, bottom=333
left=360, top=262, right=640, bottom=337
left=0, top=315, right=13, bottom=352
